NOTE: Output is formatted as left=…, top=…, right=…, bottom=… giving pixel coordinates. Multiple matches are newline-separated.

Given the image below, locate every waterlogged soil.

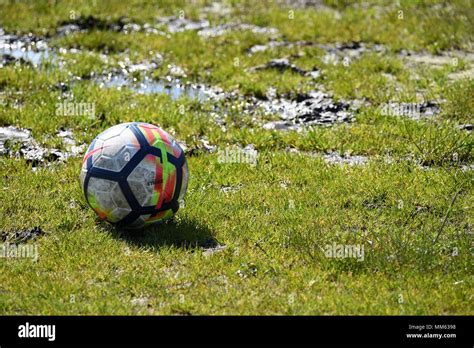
left=248, top=57, right=319, bottom=77
left=0, top=126, right=86, bottom=168
left=247, top=40, right=386, bottom=64
left=0, top=14, right=472, bottom=162
left=286, top=148, right=473, bottom=171
left=0, top=28, right=51, bottom=67
left=1, top=226, right=44, bottom=243
left=57, top=14, right=173, bottom=37
left=56, top=14, right=280, bottom=39
left=156, top=16, right=279, bottom=38
left=97, top=73, right=211, bottom=101
left=258, top=90, right=355, bottom=130
left=286, top=148, right=369, bottom=166
left=0, top=27, right=358, bottom=128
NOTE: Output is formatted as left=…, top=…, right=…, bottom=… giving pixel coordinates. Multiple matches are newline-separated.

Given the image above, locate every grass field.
left=0, top=0, right=473, bottom=315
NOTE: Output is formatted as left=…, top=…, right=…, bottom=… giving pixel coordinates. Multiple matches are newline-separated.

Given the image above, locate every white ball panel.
left=87, top=177, right=131, bottom=222
left=127, top=156, right=157, bottom=207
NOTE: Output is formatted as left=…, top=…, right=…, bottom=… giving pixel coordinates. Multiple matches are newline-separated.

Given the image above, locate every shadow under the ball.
left=106, top=217, right=219, bottom=251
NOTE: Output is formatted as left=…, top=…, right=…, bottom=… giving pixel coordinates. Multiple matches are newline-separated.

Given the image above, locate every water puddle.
left=0, top=28, right=52, bottom=67
left=0, top=28, right=214, bottom=102
left=96, top=74, right=211, bottom=101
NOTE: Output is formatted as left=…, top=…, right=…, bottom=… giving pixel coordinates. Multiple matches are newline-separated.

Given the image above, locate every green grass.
left=0, top=0, right=473, bottom=315
left=1, top=154, right=472, bottom=314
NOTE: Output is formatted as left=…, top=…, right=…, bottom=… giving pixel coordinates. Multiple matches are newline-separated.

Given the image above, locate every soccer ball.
left=80, top=122, right=188, bottom=229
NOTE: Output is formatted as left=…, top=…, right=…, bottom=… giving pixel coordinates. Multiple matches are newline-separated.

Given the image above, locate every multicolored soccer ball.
left=80, top=122, right=188, bottom=229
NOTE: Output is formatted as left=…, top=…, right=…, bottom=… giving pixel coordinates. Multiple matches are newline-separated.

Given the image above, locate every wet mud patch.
left=247, top=40, right=386, bottom=65
left=399, top=50, right=474, bottom=81
left=0, top=29, right=216, bottom=103
left=56, top=14, right=279, bottom=39
left=319, top=42, right=386, bottom=65
left=0, top=53, right=31, bottom=67
left=156, top=16, right=279, bottom=38
left=56, top=15, right=164, bottom=36
left=1, top=226, right=44, bottom=243
left=258, top=90, right=355, bottom=130
left=0, top=126, right=31, bottom=156
left=57, top=15, right=131, bottom=33
left=401, top=50, right=474, bottom=67
left=0, top=126, right=86, bottom=169
left=458, top=124, right=472, bottom=132
left=156, top=16, right=210, bottom=33
left=198, top=23, right=279, bottom=38
left=286, top=149, right=473, bottom=170
left=1, top=27, right=454, bottom=131
left=286, top=148, right=369, bottom=166
left=322, top=152, right=369, bottom=166
left=0, top=27, right=87, bottom=68
left=58, top=16, right=166, bottom=37
left=248, top=58, right=319, bottom=78
left=94, top=64, right=355, bottom=130
left=96, top=72, right=215, bottom=101
left=0, top=28, right=51, bottom=67
left=90, top=53, right=232, bottom=101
